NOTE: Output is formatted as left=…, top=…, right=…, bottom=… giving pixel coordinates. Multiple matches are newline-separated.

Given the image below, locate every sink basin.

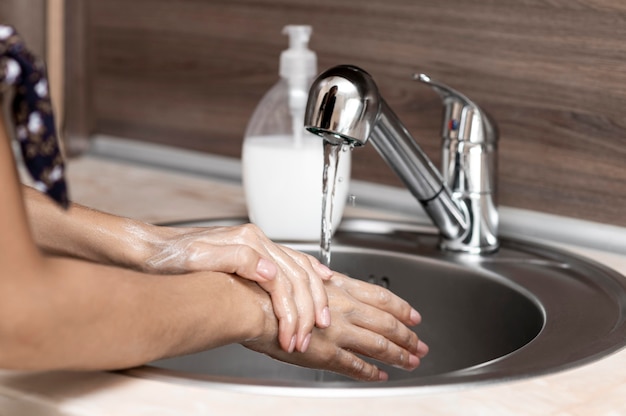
left=125, top=218, right=626, bottom=396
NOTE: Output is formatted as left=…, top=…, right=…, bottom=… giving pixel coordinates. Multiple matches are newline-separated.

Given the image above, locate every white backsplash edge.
left=88, top=135, right=625, bottom=255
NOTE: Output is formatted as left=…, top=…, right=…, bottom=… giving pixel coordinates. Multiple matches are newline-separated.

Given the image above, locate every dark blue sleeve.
left=0, top=24, right=69, bottom=209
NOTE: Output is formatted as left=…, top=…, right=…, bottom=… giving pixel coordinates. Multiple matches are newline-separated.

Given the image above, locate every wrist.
left=120, top=221, right=180, bottom=273
left=235, top=278, right=278, bottom=345
left=184, top=273, right=276, bottom=349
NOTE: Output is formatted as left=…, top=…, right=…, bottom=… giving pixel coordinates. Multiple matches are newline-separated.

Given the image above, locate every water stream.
left=317, top=141, right=349, bottom=382
left=320, top=141, right=344, bottom=267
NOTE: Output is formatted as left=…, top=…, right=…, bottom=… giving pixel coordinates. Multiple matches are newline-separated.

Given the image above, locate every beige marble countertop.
left=2, top=155, right=626, bottom=415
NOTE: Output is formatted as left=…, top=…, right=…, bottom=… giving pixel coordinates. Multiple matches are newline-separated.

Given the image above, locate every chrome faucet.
left=304, top=65, right=499, bottom=254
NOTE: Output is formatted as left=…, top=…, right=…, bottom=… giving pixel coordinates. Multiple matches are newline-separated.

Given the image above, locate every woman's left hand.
left=23, top=189, right=331, bottom=355
left=140, top=223, right=333, bottom=354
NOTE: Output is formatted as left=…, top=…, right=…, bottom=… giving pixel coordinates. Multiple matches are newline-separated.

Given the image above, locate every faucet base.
left=440, top=239, right=500, bottom=255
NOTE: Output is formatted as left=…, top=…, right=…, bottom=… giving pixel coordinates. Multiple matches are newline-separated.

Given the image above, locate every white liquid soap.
left=241, top=25, right=351, bottom=241
left=243, top=135, right=351, bottom=240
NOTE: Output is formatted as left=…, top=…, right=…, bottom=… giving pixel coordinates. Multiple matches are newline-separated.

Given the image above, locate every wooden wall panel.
left=63, top=0, right=93, bottom=153
left=66, top=0, right=626, bottom=227
left=0, top=0, right=46, bottom=57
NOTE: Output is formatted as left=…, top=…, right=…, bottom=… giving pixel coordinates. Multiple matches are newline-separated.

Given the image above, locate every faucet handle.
left=414, top=73, right=499, bottom=253
left=413, top=73, right=496, bottom=145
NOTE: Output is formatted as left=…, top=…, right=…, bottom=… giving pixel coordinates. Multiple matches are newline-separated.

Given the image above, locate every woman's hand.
left=243, top=272, right=429, bottom=381
left=18, top=187, right=427, bottom=379
left=23, top=189, right=329, bottom=355
left=140, top=223, right=333, bottom=355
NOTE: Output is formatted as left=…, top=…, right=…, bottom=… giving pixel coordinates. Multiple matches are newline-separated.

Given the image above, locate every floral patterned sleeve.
left=0, top=24, right=68, bottom=209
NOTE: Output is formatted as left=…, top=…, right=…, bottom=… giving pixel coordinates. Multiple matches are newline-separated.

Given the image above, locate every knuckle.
left=294, top=267, right=310, bottom=283
left=373, top=335, right=391, bottom=355
left=240, top=223, right=261, bottom=239
left=357, top=361, right=378, bottom=381
left=285, top=269, right=313, bottom=295
left=234, top=244, right=255, bottom=263
left=232, top=245, right=259, bottom=276
left=281, top=278, right=296, bottom=296
left=327, top=347, right=345, bottom=368
left=407, top=330, right=419, bottom=348
left=331, top=349, right=378, bottom=381
left=377, top=288, right=393, bottom=306
left=384, top=314, right=400, bottom=334
left=348, top=355, right=366, bottom=376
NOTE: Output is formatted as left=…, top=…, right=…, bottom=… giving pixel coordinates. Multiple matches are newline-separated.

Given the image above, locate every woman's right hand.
left=243, top=272, right=429, bottom=381
left=138, top=223, right=333, bottom=355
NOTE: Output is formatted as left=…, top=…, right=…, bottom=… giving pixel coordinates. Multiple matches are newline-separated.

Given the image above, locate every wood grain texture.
left=63, top=0, right=94, bottom=154
left=66, top=0, right=626, bottom=227
left=0, top=0, right=46, bottom=56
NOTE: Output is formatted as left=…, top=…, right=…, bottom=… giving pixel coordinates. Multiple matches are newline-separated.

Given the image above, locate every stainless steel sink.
left=125, top=218, right=626, bottom=396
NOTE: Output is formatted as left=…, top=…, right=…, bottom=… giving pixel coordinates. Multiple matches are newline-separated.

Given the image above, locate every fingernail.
left=410, top=308, right=421, bottom=325
left=288, top=335, right=297, bottom=353
left=408, top=354, right=420, bottom=369
left=256, top=258, right=277, bottom=280
left=378, top=370, right=389, bottom=381
left=320, top=307, right=331, bottom=327
left=300, top=333, right=311, bottom=353
left=417, top=340, right=429, bottom=356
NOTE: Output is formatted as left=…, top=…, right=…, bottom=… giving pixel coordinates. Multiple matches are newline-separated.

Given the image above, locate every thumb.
left=194, top=244, right=277, bottom=283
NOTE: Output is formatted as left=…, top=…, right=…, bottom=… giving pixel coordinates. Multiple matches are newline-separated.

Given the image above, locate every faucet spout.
left=370, top=99, right=469, bottom=241
left=305, top=65, right=499, bottom=253
left=303, top=65, right=380, bottom=147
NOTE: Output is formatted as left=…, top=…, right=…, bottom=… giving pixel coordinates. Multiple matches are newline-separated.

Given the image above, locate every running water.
left=320, top=141, right=344, bottom=267
left=317, top=141, right=348, bottom=382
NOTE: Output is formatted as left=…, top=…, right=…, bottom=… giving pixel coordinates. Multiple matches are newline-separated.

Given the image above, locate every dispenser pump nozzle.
left=280, top=25, right=317, bottom=80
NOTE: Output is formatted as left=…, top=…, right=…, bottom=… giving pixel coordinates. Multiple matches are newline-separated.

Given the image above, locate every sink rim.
left=123, top=217, right=626, bottom=397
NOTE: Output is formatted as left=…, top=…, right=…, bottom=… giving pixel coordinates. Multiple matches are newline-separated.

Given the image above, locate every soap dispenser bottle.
left=242, top=25, right=351, bottom=241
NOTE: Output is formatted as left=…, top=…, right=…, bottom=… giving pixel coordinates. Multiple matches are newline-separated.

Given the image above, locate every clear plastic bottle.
left=242, top=25, right=351, bottom=241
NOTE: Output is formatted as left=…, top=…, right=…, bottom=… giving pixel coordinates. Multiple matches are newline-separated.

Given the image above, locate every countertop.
left=2, top=155, right=626, bottom=416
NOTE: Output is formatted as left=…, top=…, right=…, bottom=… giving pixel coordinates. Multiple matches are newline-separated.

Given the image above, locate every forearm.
left=22, top=186, right=332, bottom=354
left=23, top=186, right=160, bottom=269
left=0, top=255, right=270, bottom=371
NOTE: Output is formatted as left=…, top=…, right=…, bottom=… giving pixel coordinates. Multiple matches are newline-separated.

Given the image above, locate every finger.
left=281, top=247, right=332, bottom=329
left=347, top=302, right=423, bottom=357
left=264, top=248, right=319, bottom=352
left=281, top=247, right=334, bottom=281
left=256, top=259, right=314, bottom=353
left=305, top=268, right=332, bottom=330
left=260, top=280, right=299, bottom=353
left=337, top=274, right=422, bottom=326
left=188, top=243, right=299, bottom=353
left=189, top=244, right=277, bottom=283
left=338, top=323, right=422, bottom=371
left=288, top=341, right=387, bottom=381
left=208, top=227, right=310, bottom=352
left=325, top=347, right=388, bottom=381
left=182, top=241, right=297, bottom=352
left=279, top=270, right=316, bottom=352
left=229, top=225, right=330, bottom=330
left=245, top=337, right=388, bottom=382
left=261, top=272, right=314, bottom=353
left=225, top=224, right=323, bottom=351
left=309, top=256, right=334, bottom=280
